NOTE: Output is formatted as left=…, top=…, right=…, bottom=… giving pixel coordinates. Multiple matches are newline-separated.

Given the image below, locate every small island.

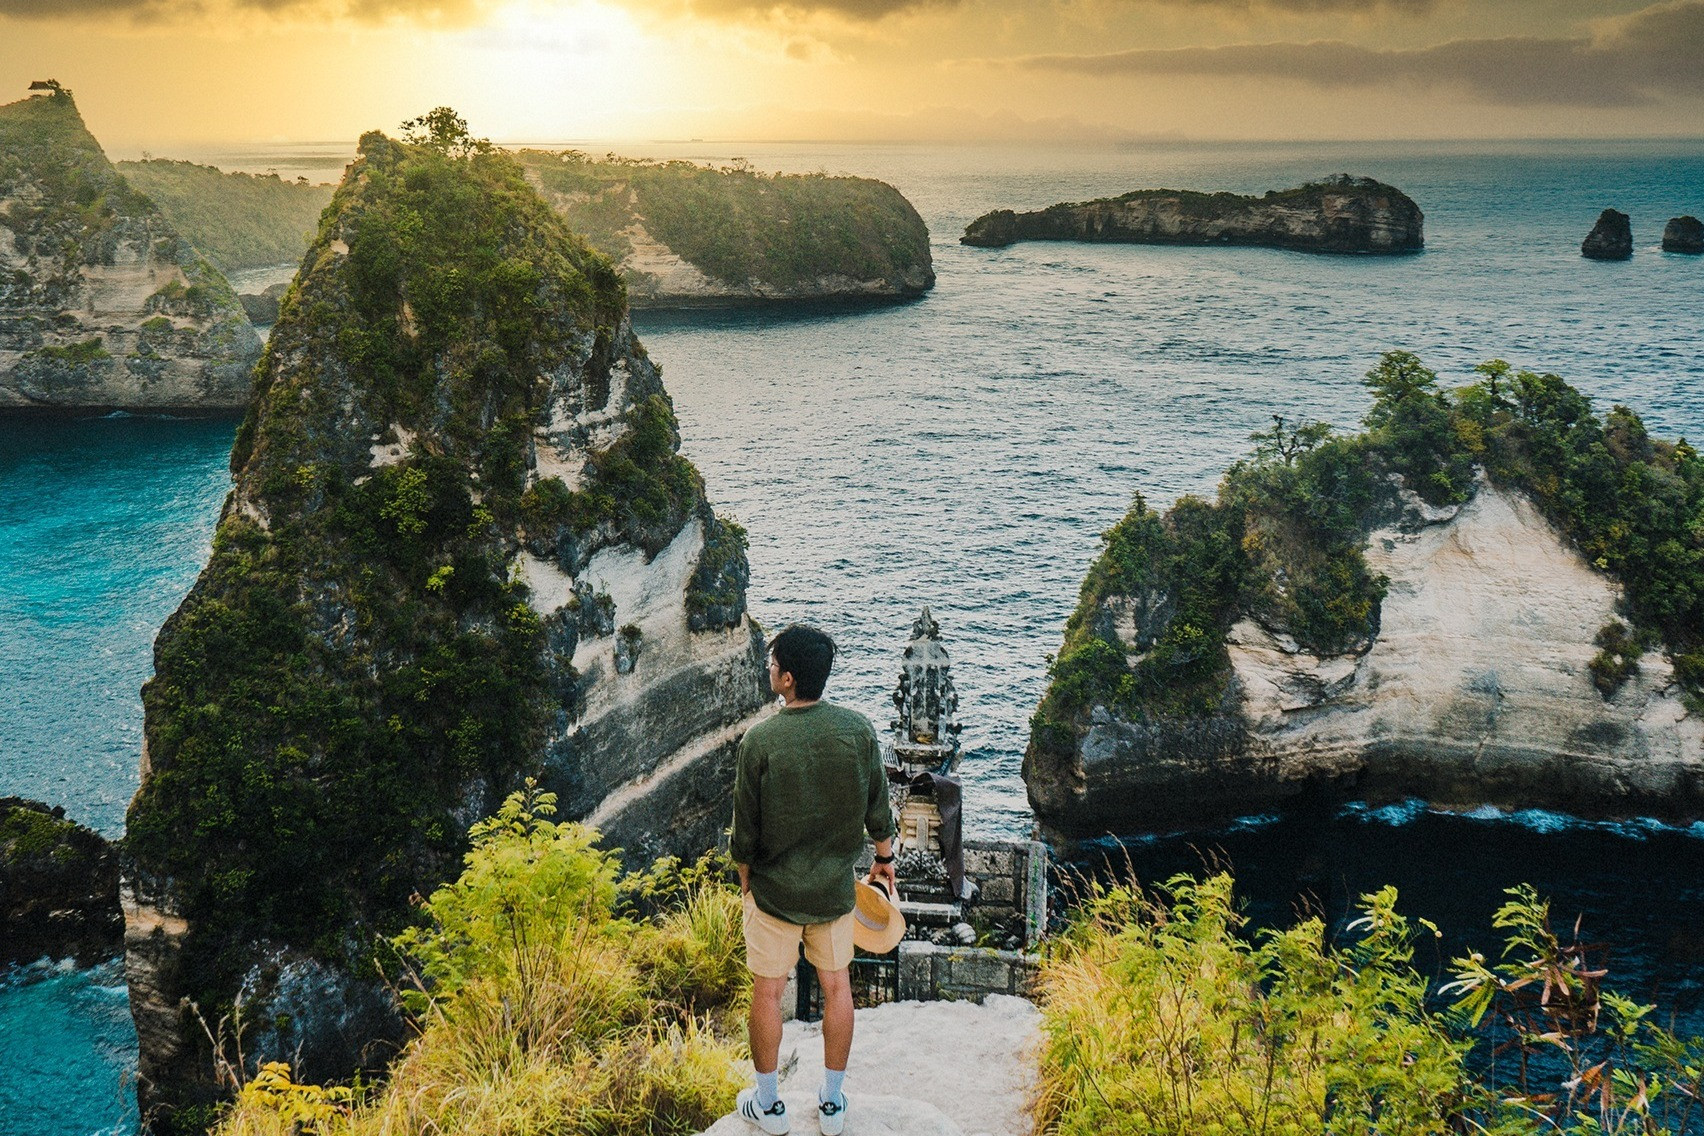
left=516, top=150, right=935, bottom=306
left=962, top=174, right=1423, bottom=255
left=1025, top=353, right=1703, bottom=843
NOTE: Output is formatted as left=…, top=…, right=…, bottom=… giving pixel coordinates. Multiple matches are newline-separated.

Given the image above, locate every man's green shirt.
left=730, top=701, right=896, bottom=925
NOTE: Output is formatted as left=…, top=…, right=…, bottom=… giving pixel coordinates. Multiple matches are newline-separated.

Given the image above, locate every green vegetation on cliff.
left=214, top=787, right=748, bottom=1136
left=125, top=111, right=688, bottom=1031
left=1033, top=352, right=1704, bottom=753
left=516, top=150, right=933, bottom=293
left=117, top=159, right=334, bottom=274
left=1036, top=873, right=1704, bottom=1136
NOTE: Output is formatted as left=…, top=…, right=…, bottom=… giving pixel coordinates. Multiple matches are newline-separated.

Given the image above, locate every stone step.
left=696, top=1091, right=963, bottom=1136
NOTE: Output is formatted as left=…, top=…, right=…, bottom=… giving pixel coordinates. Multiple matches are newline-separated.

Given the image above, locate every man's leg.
left=816, top=965, right=854, bottom=1079
left=748, top=972, right=790, bottom=1076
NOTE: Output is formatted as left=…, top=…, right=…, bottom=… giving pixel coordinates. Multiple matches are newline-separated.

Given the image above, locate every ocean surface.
left=3, top=138, right=1702, bottom=1134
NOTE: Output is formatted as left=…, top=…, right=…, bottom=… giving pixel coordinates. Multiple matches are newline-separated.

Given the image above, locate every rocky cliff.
left=962, top=175, right=1423, bottom=255
left=1026, top=354, right=1703, bottom=844
left=0, top=89, right=259, bottom=415
left=122, top=119, right=770, bottom=1130
left=516, top=151, right=934, bottom=306
left=1, top=798, right=122, bottom=967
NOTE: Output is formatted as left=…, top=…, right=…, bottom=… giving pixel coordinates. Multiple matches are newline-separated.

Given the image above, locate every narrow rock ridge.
left=1030, top=483, right=1702, bottom=843
left=122, top=128, right=769, bottom=1127
left=0, top=88, right=259, bottom=415
left=961, top=175, right=1423, bottom=255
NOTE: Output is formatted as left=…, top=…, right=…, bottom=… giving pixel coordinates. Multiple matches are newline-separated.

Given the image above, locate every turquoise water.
left=2, top=139, right=1702, bottom=1134
left=0, top=961, right=137, bottom=1136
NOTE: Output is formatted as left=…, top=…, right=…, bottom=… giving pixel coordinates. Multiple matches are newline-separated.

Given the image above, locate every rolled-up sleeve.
left=730, top=734, right=761, bottom=864
left=864, top=731, right=896, bottom=842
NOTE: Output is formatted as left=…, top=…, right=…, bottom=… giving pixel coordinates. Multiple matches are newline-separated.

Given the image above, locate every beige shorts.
left=742, top=892, right=855, bottom=978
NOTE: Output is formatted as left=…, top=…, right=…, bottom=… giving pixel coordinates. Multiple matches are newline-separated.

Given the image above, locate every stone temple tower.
left=889, top=606, right=962, bottom=777
left=886, top=607, right=967, bottom=902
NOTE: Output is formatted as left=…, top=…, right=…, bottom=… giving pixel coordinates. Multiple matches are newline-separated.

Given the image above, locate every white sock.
left=821, top=1067, right=846, bottom=1106
left=756, top=1070, right=780, bottom=1110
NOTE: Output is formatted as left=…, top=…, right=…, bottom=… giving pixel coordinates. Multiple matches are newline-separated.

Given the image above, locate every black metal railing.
left=793, top=948, right=900, bottom=1021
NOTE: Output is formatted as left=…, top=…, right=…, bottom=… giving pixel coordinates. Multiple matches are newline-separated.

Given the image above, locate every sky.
left=1, top=0, right=1701, bottom=148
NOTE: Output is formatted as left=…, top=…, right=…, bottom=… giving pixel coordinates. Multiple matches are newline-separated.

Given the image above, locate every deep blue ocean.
left=2, top=139, right=1701, bottom=1134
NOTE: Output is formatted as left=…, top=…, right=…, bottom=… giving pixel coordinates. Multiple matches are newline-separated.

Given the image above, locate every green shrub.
left=214, top=786, right=748, bottom=1136
left=1036, top=875, right=1704, bottom=1136
left=1034, top=874, right=1468, bottom=1136
left=33, top=337, right=108, bottom=364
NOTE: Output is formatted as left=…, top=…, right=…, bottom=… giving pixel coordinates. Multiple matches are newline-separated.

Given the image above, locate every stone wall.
left=898, top=942, right=1039, bottom=1003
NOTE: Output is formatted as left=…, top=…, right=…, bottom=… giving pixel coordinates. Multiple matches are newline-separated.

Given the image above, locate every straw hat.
left=851, top=878, right=906, bottom=953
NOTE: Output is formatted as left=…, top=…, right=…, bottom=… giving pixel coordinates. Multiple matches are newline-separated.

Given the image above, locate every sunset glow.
left=1, top=0, right=1699, bottom=150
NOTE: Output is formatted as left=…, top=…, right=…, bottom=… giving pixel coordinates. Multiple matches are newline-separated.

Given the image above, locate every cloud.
left=0, top=0, right=961, bottom=21
left=0, top=0, right=492, bottom=23
left=636, top=0, right=959, bottom=19
left=1005, top=0, right=1704, bottom=106
left=1138, top=0, right=1439, bottom=11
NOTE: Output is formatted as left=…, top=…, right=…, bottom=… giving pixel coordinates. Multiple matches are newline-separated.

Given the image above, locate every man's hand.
left=736, top=862, right=751, bottom=895
left=866, top=837, right=897, bottom=894
left=867, top=858, right=897, bottom=894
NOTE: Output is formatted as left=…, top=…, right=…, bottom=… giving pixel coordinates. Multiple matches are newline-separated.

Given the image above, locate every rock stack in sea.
left=1663, top=216, right=1704, bottom=254
left=0, top=86, right=259, bottom=415
left=1582, top=209, right=1634, bottom=259
left=122, top=121, right=771, bottom=1127
left=0, top=798, right=122, bottom=967
left=1024, top=353, right=1703, bottom=844
left=960, top=175, right=1424, bottom=255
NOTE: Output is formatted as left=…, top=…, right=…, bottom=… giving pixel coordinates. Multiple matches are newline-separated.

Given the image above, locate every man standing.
left=730, top=624, right=898, bottom=1136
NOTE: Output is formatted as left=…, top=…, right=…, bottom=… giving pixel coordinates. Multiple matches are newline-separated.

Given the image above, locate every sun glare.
left=442, top=0, right=658, bottom=140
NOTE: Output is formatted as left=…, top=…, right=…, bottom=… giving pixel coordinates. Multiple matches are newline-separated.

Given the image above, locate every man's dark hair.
left=769, top=624, right=836, bottom=701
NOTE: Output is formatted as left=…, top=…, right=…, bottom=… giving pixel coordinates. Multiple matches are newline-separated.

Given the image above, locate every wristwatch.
left=872, top=852, right=895, bottom=865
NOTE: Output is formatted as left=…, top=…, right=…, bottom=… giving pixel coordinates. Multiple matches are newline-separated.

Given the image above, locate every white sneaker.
left=817, top=1093, right=847, bottom=1136
left=737, top=1087, right=790, bottom=1135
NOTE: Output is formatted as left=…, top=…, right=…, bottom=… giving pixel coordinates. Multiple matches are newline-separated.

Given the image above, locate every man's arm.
left=730, top=734, right=761, bottom=894
left=864, top=729, right=898, bottom=891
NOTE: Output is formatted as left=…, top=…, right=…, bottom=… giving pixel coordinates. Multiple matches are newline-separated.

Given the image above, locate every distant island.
left=515, top=150, right=935, bottom=306
left=116, top=158, right=334, bottom=276
left=963, top=175, right=1423, bottom=255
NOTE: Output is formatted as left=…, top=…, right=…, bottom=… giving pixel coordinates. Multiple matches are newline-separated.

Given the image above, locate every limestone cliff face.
left=517, top=152, right=934, bottom=307
left=962, top=175, right=1423, bottom=255
left=1028, top=482, right=1702, bottom=842
left=0, top=90, right=259, bottom=415
left=122, top=129, right=769, bottom=1128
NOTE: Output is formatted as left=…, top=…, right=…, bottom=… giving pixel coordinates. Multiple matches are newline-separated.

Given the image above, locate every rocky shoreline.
left=962, top=175, right=1423, bottom=255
